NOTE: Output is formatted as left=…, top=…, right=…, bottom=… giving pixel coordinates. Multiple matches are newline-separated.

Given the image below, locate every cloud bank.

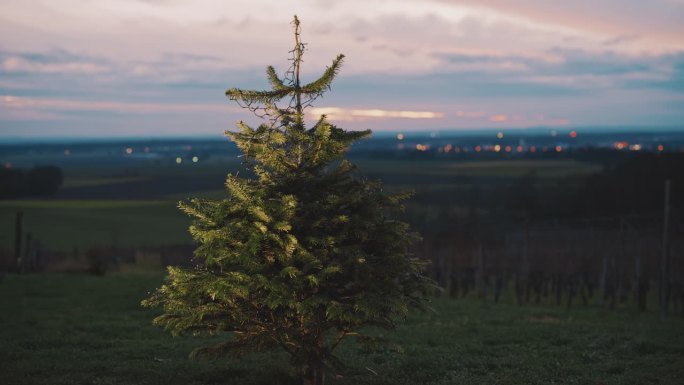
left=1, top=0, right=682, bottom=138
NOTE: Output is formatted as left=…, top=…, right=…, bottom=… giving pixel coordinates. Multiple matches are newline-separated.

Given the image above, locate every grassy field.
left=355, top=159, right=602, bottom=179
left=0, top=200, right=192, bottom=252
left=0, top=158, right=599, bottom=253
left=1, top=273, right=682, bottom=385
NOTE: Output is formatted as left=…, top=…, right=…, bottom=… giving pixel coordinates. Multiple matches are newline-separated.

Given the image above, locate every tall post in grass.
left=660, top=179, right=671, bottom=320
left=599, top=248, right=609, bottom=307
left=610, top=219, right=625, bottom=310
left=477, top=242, right=486, bottom=302
left=22, top=233, right=33, bottom=274
left=634, top=238, right=645, bottom=312
left=516, top=218, right=530, bottom=305
left=14, top=211, right=23, bottom=273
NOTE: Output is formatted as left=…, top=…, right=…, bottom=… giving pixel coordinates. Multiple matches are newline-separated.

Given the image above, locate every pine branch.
left=225, top=88, right=290, bottom=105
left=301, top=54, right=345, bottom=95
left=266, top=66, right=289, bottom=91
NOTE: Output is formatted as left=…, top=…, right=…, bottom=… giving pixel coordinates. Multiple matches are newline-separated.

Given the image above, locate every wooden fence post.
left=660, top=179, right=671, bottom=320
left=477, top=243, right=486, bottom=302
left=14, top=211, right=23, bottom=273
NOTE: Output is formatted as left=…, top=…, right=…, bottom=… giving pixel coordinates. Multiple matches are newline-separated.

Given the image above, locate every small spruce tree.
left=142, top=16, right=433, bottom=385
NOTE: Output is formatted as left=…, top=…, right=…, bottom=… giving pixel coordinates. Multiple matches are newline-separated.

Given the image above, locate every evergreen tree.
left=142, top=16, right=433, bottom=385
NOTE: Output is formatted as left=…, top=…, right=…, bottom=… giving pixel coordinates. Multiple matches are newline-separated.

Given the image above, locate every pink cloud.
left=435, top=0, right=684, bottom=52
left=2, top=56, right=111, bottom=74
left=1, top=95, right=242, bottom=116
left=308, top=107, right=445, bottom=121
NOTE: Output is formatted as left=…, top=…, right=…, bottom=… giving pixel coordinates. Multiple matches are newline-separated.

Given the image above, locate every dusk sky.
left=1, top=0, right=683, bottom=139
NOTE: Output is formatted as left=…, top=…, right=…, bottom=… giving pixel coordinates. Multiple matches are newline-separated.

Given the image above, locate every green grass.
left=0, top=200, right=192, bottom=252
left=0, top=158, right=600, bottom=253
left=61, top=176, right=149, bottom=189
left=164, top=189, right=229, bottom=201
left=61, top=159, right=246, bottom=179
left=1, top=273, right=682, bottom=385
left=355, top=159, right=601, bottom=178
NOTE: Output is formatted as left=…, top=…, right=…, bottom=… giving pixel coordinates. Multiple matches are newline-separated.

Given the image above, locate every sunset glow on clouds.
left=1, top=0, right=682, bottom=138
left=309, top=108, right=445, bottom=121
left=1, top=96, right=239, bottom=115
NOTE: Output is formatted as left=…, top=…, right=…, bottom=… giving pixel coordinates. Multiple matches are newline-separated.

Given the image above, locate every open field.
left=0, top=158, right=599, bottom=253
left=0, top=200, right=191, bottom=252
left=356, top=159, right=602, bottom=179
left=1, top=273, right=682, bottom=385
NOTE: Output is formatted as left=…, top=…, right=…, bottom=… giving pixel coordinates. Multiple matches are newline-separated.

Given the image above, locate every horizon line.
left=2, top=125, right=684, bottom=145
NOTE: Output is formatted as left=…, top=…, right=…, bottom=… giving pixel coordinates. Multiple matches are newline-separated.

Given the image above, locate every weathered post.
left=634, top=240, right=647, bottom=312
left=599, top=250, right=609, bottom=307
left=517, top=220, right=530, bottom=305
left=660, top=179, right=671, bottom=320
left=22, top=232, right=33, bottom=274
left=14, top=211, right=23, bottom=273
left=477, top=243, right=486, bottom=302
left=611, top=219, right=626, bottom=310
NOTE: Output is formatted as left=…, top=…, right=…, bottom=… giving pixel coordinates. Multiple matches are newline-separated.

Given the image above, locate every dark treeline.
left=0, top=166, right=63, bottom=199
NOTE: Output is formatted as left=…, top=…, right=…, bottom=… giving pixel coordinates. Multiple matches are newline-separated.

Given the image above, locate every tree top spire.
left=225, top=16, right=345, bottom=131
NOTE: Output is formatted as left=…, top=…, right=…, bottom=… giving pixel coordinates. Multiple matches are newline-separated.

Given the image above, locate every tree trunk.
left=302, top=364, right=325, bottom=385
left=302, top=334, right=326, bottom=385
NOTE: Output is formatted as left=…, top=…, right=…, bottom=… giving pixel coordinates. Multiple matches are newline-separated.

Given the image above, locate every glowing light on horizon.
left=614, top=141, right=629, bottom=150
left=569, top=130, right=577, bottom=138
left=175, top=157, right=182, bottom=164
left=396, top=133, right=404, bottom=140
left=125, top=147, right=133, bottom=154
left=192, top=156, right=199, bottom=162
left=494, top=144, right=501, bottom=152
left=496, top=132, right=504, bottom=139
